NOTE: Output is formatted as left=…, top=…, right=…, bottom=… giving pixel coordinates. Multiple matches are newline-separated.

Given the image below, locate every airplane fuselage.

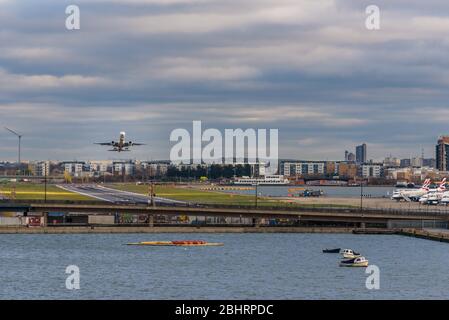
left=114, top=132, right=127, bottom=151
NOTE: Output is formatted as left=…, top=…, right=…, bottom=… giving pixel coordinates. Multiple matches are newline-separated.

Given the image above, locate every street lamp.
left=253, top=183, right=259, bottom=208
left=360, top=179, right=364, bottom=211
left=5, top=127, right=23, bottom=166
left=44, top=164, right=48, bottom=203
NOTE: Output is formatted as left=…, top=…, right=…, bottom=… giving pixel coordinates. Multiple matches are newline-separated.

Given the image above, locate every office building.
left=281, top=161, right=325, bottom=177
left=36, top=161, right=50, bottom=176
left=400, top=158, right=411, bottom=167
left=423, top=158, right=436, bottom=168
left=347, top=152, right=356, bottom=162
left=63, top=162, right=85, bottom=177
left=356, top=144, right=367, bottom=164
left=338, top=163, right=358, bottom=179
left=383, top=157, right=400, bottom=168
left=360, top=163, right=383, bottom=178
left=436, top=136, right=449, bottom=172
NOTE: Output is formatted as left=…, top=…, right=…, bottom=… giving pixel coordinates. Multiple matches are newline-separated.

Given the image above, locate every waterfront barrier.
left=2, top=200, right=449, bottom=231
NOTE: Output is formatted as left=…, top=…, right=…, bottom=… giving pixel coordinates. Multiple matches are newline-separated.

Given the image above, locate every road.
left=276, top=196, right=449, bottom=212
left=57, top=184, right=186, bottom=206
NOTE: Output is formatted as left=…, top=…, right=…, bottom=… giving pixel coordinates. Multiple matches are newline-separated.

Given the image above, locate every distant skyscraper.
left=436, top=136, right=449, bottom=171
left=400, top=158, right=411, bottom=168
left=411, top=157, right=423, bottom=167
left=356, top=144, right=367, bottom=164
left=344, top=150, right=349, bottom=161
left=423, top=158, right=436, bottom=168
left=347, top=153, right=356, bottom=162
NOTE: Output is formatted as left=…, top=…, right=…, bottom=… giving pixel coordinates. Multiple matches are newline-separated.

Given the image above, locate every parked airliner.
left=391, top=179, right=431, bottom=202
left=418, top=178, right=447, bottom=205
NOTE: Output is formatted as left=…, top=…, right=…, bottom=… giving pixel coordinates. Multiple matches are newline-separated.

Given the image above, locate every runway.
left=57, top=184, right=186, bottom=206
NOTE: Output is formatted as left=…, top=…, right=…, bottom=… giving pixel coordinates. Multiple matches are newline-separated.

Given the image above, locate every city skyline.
left=2, top=1, right=449, bottom=161
left=0, top=135, right=442, bottom=163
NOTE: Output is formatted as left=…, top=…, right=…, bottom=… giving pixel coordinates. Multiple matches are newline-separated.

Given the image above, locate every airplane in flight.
left=95, top=131, right=145, bottom=152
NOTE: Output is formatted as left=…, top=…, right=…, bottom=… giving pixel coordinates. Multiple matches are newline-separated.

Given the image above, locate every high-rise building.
left=436, top=136, right=449, bottom=171
left=356, top=144, right=367, bottom=164
left=411, top=157, right=423, bottom=167
left=383, top=157, right=400, bottom=167
left=347, top=152, right=356, bottom=162
left=400, top=158, right=411, bottom=167
left=423, top=158, right=436, bottom=168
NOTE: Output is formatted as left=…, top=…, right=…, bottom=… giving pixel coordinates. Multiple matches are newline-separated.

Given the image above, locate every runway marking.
left=56, top=184, right=187, bottom=204
left=96, top=185, right=187, bottom=204
left=56, top=185, right=114, bottom=203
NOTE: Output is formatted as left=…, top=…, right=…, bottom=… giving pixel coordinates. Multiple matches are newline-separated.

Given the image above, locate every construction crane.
left=5, top=127, right=23, bottom=164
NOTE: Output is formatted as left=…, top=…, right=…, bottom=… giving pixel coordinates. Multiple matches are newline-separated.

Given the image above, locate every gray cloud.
left=1, top=0, right=448, bottom=162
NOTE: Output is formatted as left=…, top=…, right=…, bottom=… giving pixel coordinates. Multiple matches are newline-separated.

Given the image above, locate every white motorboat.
left=340, top=256, right=369, bottom=267
left=341, top=249, right=361, bottom=259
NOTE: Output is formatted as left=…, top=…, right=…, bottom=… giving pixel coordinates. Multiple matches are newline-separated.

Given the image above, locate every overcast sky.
left=1, top=0, right=449, bottom=162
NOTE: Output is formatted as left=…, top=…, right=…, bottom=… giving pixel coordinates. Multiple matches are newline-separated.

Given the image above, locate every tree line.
left=166, top=164, right=252, bottom=179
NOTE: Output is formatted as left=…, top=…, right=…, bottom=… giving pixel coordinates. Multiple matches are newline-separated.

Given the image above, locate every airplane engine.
left=129, top=141, right=132, bottom=145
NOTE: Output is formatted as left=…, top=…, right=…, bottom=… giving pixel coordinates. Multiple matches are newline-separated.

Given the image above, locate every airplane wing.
left=122, top=142, right=146, bottom=147
left=95, top=142, right=114, bottom=146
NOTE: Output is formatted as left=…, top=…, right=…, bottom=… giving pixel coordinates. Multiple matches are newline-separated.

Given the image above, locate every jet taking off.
left=95, top=132, right=145, bottom=152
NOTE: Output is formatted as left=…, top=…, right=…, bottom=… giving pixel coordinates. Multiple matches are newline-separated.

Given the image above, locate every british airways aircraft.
left=391, top=179, right=431, bottom=202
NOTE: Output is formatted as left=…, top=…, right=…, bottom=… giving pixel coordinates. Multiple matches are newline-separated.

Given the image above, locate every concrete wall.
left=388, top=219, right=448, bottom=229
left=0, top=217, right=43, bottom=227
left=0, top=226, right=356, bottom=234
left=88, top=215, right=115, bottom=225
left=0, top=217, right=21, bottom=226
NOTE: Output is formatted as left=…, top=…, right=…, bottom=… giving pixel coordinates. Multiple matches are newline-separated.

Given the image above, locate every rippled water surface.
left=1, top=233, right=448, bottom=299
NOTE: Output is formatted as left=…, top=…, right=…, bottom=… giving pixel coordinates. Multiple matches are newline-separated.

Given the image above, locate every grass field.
left=109, top=184, right=352, bottom=208
left=110, top=183, right=267, bottom=205
left=0, top=183, right=92, bottom=201
left=0, top=182, right=355, bottom=208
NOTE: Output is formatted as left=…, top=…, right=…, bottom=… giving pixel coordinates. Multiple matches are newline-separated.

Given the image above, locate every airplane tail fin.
left=421, top=179, right=431, bottom=190
left=439, top=178, right=447, bottom=191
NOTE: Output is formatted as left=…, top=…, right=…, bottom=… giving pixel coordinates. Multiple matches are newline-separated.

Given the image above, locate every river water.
left=1, top=233, right=448, bottom=299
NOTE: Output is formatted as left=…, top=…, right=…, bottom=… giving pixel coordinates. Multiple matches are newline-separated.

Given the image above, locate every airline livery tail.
left=421, top=178, right=431, bottom=191
left=438, top=178, right=447, bottom=192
